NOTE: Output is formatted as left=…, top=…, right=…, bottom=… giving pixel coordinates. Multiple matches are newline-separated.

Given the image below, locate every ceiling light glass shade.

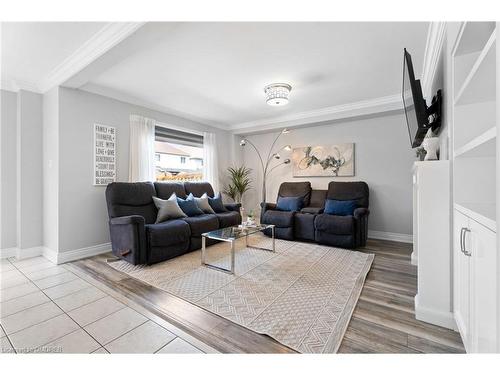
left=264, top=83, right=292, bottom=106
left=239, top=139, right=247, bottom=146
left=282, top=128, right=290, bottom=134
left=284, top=159, right=291, bottom=164
left=283, top=145, right=292, bottom=151
left=274, top=153, right=281, bottom=159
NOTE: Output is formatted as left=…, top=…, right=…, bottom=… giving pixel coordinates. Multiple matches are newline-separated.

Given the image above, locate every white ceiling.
left=1, top=22, right=429, bottom=131
left=85, top=22, right=428, bottom=128
left=1, top=22, right=107, bottom=90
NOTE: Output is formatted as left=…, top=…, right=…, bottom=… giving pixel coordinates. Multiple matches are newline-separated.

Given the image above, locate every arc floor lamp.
left=239, top=128, right=291, bottom=204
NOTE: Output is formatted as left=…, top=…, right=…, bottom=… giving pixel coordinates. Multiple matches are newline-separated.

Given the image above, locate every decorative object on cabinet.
left=415, top=147, right=427, bottom=161
left=422, top=137, right=440, bottom=160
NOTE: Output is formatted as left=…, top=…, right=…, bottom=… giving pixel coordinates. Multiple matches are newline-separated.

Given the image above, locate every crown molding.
left=421, top=22, right=447, bottom=101
left=1, top=78, right=42, bottom=93
left=37, top=22, right=145, bottom=93
left=80, top=83, right=229, bottom=131
left=0, top=79, right=20, bottom=92
left=230, top=93, right=403, bottom=134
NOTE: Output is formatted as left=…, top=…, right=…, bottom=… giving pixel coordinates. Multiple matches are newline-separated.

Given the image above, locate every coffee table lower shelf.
left=201, top=225, right=275, bottom=274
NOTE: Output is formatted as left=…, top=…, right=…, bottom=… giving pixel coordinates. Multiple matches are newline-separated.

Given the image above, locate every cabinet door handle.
left=460, top=227, right=465, bottom=254
left=463, top=228, right=472, bottom=256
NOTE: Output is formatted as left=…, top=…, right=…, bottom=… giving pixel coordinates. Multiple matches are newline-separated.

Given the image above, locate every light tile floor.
left=0, top=257, right=215, bottom=354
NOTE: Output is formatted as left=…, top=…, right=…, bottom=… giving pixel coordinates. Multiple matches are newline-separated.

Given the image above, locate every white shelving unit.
left=452, top=21, right=498, bottom=353
left=454, top=202, right=496, bottom=232
left=453, top=22, right=497, bottom=229
left=454, top=126, right=496, bottom=158
left=454, top=29, right=496, bottom=106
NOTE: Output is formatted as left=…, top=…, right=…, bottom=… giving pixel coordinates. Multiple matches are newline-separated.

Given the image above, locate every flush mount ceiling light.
left=264, top=83, right=292, bottom=106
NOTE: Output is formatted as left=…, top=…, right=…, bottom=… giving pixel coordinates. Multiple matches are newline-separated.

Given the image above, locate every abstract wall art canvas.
left=292, top=143, right=355, bottom=177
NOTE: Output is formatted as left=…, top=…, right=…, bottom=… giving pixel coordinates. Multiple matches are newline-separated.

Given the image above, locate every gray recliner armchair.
left=314, top=181, right=370, bottom=248
left=260, top=182, right=312, bottom=240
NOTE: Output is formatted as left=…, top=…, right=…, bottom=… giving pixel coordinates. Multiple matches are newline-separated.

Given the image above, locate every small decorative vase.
left=422, top=137, right=439, bottom=160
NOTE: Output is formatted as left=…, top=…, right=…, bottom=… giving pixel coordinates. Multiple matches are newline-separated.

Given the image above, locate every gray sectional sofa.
left=105, top=181, right=241, bottom=265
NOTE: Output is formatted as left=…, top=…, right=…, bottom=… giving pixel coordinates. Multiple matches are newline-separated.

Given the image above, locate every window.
left=154, top=126, right=204, bottom=182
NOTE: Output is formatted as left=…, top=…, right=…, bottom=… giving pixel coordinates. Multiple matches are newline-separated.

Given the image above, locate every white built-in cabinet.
left=454, top=209, right=497, bottom=352
left=413, top=161, right=454, bottom=329
left=452, top=21, right=498, bottom=353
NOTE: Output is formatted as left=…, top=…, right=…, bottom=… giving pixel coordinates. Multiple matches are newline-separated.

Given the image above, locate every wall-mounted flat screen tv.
left=402, top=48, right=430, bottom=148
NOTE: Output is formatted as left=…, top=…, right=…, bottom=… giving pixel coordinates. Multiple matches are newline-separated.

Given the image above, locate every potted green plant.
left=223, top=166, right=252, bottom=204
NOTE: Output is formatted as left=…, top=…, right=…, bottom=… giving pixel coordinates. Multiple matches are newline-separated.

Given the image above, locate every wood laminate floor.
left=67, top=239, right=465, bottom=354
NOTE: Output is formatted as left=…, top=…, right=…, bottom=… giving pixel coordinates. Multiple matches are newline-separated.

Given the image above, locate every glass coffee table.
left=201, top=224, right=275, bottom=274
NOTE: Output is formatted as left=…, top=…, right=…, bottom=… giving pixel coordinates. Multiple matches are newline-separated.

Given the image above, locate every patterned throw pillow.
left=152, top=194, right=187, bottom=223
left=194, top=193, right=216, bottom=214
left=208, top=192, right=227, bottom=213
left=177, top=193, right=205, bottom=217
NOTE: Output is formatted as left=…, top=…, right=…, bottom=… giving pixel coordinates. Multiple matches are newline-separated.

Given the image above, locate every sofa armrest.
left=353, top=207, right=370, bottom=248
left=260, top=202, right=277, bottom=211
left=108, top=215, right=147, bottom=264
left=353, top=207, right=370, bottom=219
left=224, top=203, right=241, bottom=212
left=260, top=202, right=276, bottom=222
left=300, top=207, right=324, bottom=215
left=110, top=215, right=145, bottom=226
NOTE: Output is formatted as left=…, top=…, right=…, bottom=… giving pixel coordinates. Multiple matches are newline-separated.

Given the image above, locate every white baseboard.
left=17, top=246, right=44, bottom=260
left=368, top=230, right=413, bottom=244
left=454, top=311, right=469, bottom=351
left=411, top=251, right=418, bottom=265
left=0, top=247, right=17, bottom=259
left=1, top=246, right=45, bottom=260
left=414, top=294, right=457, bottom=330
left=42, top=247, right=58, bottom=264
left=52, top=242, right=112, bottom=264
left=1, top=243, right=111, bottom=264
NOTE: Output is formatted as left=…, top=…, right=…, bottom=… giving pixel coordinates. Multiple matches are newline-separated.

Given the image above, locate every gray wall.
left=55, top=87, right=235, bottom=253
left=1, top=90, right=18, bottom=249
left=16, top=90, right=43, bottom=250
left=242, top=112, right=415, bottom=236
left=43, top=87, right=60, bottom=252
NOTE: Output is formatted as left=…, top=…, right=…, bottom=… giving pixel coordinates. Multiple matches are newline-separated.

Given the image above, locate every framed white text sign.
left=93, top=123, right=116, bottom=186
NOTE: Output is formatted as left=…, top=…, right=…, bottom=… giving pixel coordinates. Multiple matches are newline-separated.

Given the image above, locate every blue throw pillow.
left=276, top=196, right=303, bottom=212
left=208, top=193, right=227, bottom=213
left=324, top=199, right=357, bottom=216
left=177, top=193, right=204, bottom=216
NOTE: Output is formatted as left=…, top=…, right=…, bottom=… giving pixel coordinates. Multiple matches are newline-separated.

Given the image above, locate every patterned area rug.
left=109, top=234, right=374, bottom=353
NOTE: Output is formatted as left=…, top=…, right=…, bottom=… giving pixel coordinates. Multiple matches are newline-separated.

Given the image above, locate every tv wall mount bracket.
left=424, top=89, right=442, bottom=134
